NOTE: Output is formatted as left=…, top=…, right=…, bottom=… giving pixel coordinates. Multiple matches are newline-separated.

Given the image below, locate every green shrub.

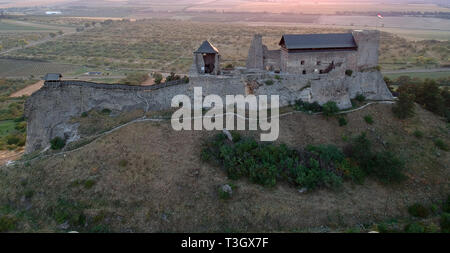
left=50, top=137, right=66, bottom=150
left=118, top=159, right=128, bottom=167
left=249, top=164, right=278, bottom=187
left=364, top=115, right=374, bottom=124
left=218, top=186, right=232, bottom=200
left=345, top=133, right=373, bottom=170
left=306, top=144, right=345, bottom=164
left=84, top=179, right=96, bottom=189
left=408, top=203, right=429, bottom=218
left=355, top=94, right=366, bottom=102
left=322, top=101, right=339, bottom=116
left=392, top=92, right=415, bottom=119
left=0, top=215, right=17, bottom=232
left=345, top=69, right=353, bottom=76
left=49, top=199, right=86, bottom=227
left=372, top=151, right=405, bottom=184
left=345, top=133, right=405, bottom=184
left=338, top=117, right=347, bottom=126
left=265, top=79, right=274, bottom=86
left=413, top=130, right=424, bottom=138
left=294, top=100, right=322, bottom=113
left=290, top=159, right=342, bottom=190
left=153, top=72, right=163, bottom=84
left=230, top=131, right=241, bottom=143
left=339, top=158, right=366, bottom=184
left=182, top=75, right=189, bottom=83
left=224, top=63, right=234, bottom=69
left=165, top=72, right=181, bottom=82
left=101, top=108, right=112, bottom=115
left=15, top=121, right=26, bottom=131
left=443, top=195, right=450, bottom=213
left=434, top=139, right=449, bottom=151
left=81, top=112, right=88, bottom=117
left=203, top=134, right=344, bottom=190
left=200, top=148, right=212, bottom=162
left=404, top=223, right=425, bottom=233
left=440, top=212, right=450, bottom=233
left=24, top=189, right=34, bottom=199
left=6, top=134, right=20, bottom=145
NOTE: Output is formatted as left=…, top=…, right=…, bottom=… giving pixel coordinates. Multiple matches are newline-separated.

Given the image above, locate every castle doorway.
left=202, top=53, right=216, bottom=74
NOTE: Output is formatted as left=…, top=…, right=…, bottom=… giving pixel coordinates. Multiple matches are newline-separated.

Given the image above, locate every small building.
left=44, top=73, right=62, bottom=82
left=190, top=40, right=221, bottom=75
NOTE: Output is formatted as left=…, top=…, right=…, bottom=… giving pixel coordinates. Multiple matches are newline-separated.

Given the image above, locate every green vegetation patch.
left=202, top=133, right=376, bottom=190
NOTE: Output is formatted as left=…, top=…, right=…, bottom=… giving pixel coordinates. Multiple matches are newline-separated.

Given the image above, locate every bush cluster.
left=201, top=133, right=381, bottom=190
left=50, top=137, right=66, bottom=150
left=294, top=100, right=322, bottom=113
left=392, top=92, right=416, bottom=119
left=344, top=133, right=405, bottom=184
left=322, top=101, right=339, bottom=117
left=408, top=203, right=430, bottom=218
left=396, top=79, right=449, bottom=122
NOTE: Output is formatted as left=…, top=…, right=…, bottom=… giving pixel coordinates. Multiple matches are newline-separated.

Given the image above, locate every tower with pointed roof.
left=190, top=40, right=221, bottom=76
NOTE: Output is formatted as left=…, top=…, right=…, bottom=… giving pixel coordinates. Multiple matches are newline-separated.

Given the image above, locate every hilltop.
left=0, top=103, right=448, bottom=232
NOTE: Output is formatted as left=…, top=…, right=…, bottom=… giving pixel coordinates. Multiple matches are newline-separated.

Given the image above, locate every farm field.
left=0, top=19, right=75, bottom=33
left=4, top=19, right=448, bottom=74
left=185, top=1, right=450, bottom=14
left=0, top=58, right=79, bottom=78
left=384, top=71, right=450, bottom=80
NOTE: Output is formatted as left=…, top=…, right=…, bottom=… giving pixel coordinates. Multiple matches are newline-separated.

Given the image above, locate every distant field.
left=0, top=58, right=79, bottom=78
left=6, top=19, right=448, bottom=73
left=187, top=1, right=450, bottom=14
left=0, top=19, right=74, bottom=33
left=384, top=71, right=450, bottom=80
left=0, top=20, right=53, bottom=31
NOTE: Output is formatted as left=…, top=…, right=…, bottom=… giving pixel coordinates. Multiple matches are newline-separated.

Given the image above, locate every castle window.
left=302, top=70, right=306, bottom=75
left=301, top=60, right=305, bottom=65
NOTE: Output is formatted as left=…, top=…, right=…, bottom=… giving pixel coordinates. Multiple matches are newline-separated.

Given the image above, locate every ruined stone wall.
left=246, top=34, right=264, bottom=70
left=352, top=30, right=380, bottom=70
left=263, top=47, right=281, bottom=71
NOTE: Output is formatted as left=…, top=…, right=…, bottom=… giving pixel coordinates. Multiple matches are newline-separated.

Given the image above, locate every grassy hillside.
left=0, top=103, right=448, bottom=232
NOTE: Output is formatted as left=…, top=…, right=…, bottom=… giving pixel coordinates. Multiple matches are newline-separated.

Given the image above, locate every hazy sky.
left=0, top=0, right=447, bottom=9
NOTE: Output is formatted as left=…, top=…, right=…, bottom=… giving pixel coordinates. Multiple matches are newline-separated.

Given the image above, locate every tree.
left=392, top=92, right=415, bottom=119
left=152, top=72, right=163, bottom=84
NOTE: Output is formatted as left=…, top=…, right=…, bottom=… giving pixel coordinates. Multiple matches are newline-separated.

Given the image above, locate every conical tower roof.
left=194, top=40, right=219, bottom=54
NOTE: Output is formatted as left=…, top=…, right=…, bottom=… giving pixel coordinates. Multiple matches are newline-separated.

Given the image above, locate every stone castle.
left=24, top=30, right=393, bottom=153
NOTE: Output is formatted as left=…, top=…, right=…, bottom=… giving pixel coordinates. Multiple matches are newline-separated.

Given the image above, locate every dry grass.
left=0, top=103, right=448, bottom=232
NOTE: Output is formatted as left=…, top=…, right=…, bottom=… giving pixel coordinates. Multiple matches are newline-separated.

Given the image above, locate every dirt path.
left=10, top=80, right=44, bottom=98
left=140, top=76, right=155, bottom=86
left=0, top=150, right=24, bottom=166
